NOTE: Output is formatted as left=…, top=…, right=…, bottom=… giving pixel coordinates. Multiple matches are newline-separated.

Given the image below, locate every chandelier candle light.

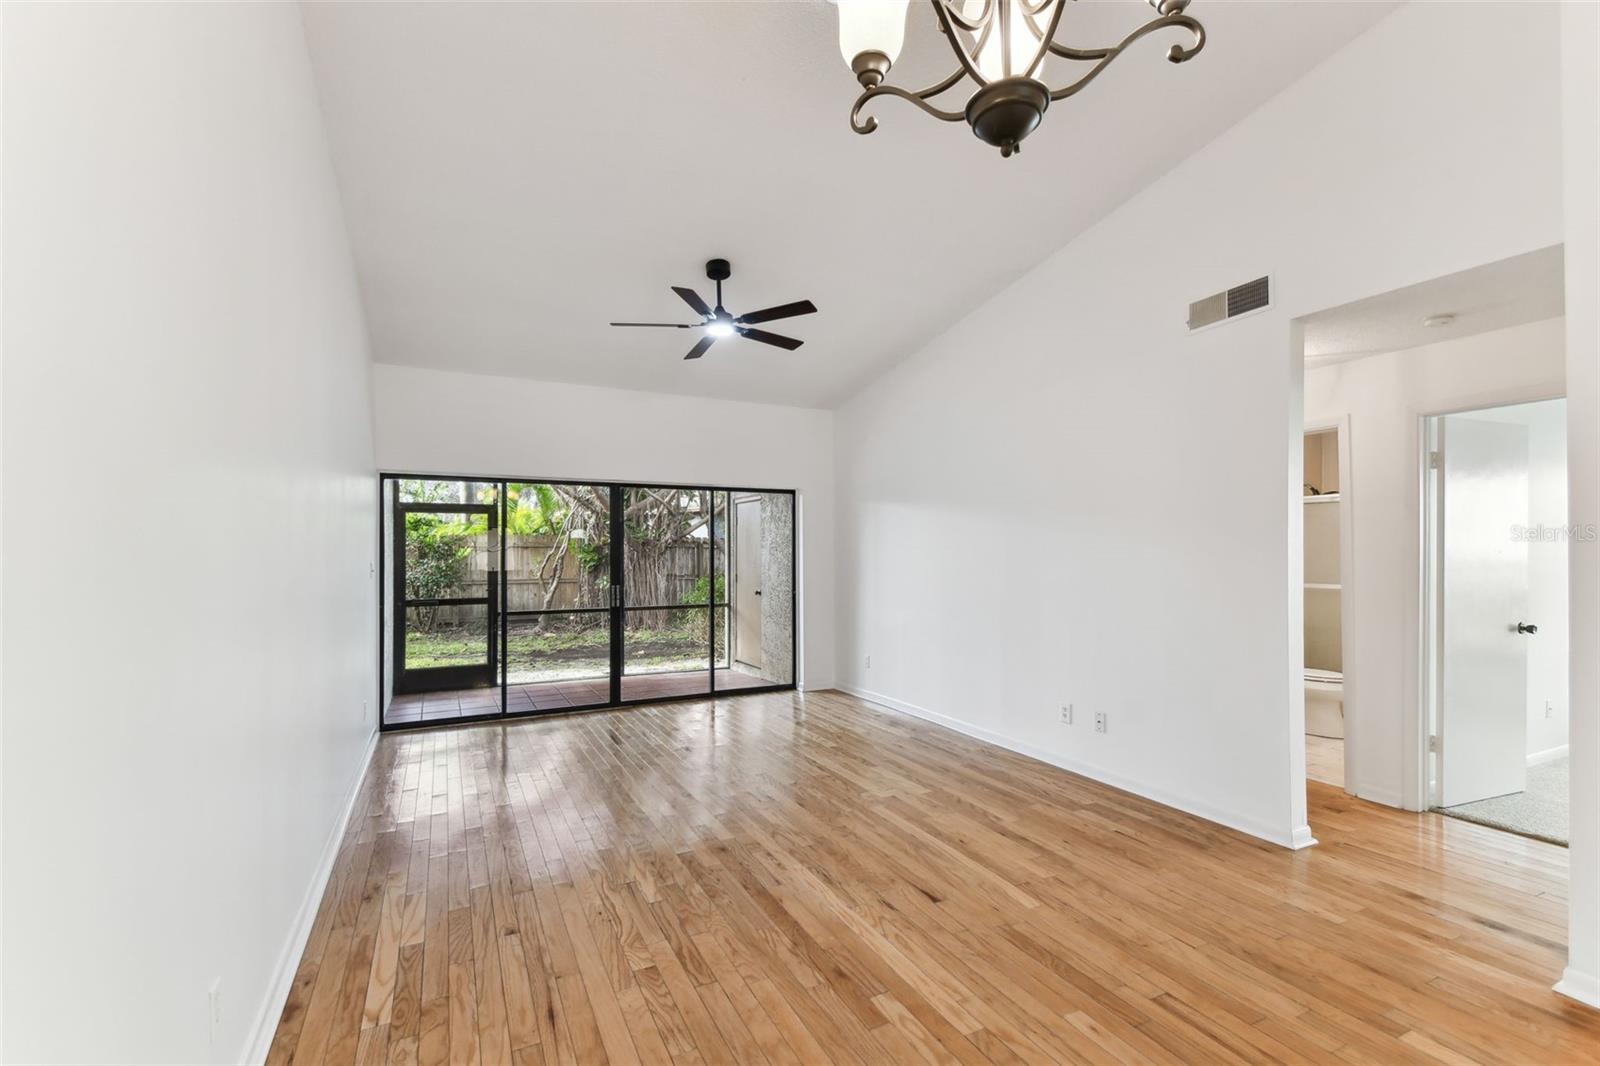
left=838, top=0, right=1206, bottom=157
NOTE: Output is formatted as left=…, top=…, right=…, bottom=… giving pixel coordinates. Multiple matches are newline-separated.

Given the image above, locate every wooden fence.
left=419, top=534, right=712, bottom=623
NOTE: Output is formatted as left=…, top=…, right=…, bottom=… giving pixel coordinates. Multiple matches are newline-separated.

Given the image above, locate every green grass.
left=404, top=624, right=716, bottom=670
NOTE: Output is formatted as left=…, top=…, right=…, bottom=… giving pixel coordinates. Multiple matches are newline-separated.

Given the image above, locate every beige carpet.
left=1438, top=756, right=1568, bottom=846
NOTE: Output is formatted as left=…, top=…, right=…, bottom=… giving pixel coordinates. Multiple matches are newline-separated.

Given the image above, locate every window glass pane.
left=712, top=490, right=729, bottom=605
left=403, top=510, right=485, bottom=601
left=383, top=479, right=396, bottom=715
left=714, top=604, right=731, bottom=672
left=505, top=611, right=611, bottom=714
left=622, top=607, right=709, bottom=675
left=505, top=483, right=611, bottom=611
left=505, top=612, right=610, bottom=685
left=404, top=603, right=489, bottom=668
left=396, top=478, right=496, bottom=505
left=621, top=606, right=710, bottom=701
left=622, top=486, right=710, bottom=608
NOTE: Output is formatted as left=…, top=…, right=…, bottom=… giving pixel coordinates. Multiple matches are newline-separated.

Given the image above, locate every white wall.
left=1306, top=321, right=1567, bottom=799
left=2, top=5, right=377, bottom=1062
left=0, top=1, right=9, bottom=1054
left=1559, top=0, right=1600, bottom=1012
left=371, top=364, right=836, bottom=688
left=833, top=1, right=1564, bottom=849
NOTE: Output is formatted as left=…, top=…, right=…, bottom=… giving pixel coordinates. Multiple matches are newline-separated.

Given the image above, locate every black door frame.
left=378, top=472, right=798, bottom=731
left=392, top=498, right=498, bottom=695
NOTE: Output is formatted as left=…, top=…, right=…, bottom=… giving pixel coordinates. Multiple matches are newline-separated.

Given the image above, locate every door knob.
left=1517, top=622, right=1539, bottom=635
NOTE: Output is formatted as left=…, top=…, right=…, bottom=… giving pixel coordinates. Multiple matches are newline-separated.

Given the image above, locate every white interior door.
left=735, top=498, right=763, bottom=671
left=1439, top=415, right=1530, bottom=806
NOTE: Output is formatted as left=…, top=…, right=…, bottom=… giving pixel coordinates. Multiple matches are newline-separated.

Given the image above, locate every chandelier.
left=837, top=0, right=1206, bottom=157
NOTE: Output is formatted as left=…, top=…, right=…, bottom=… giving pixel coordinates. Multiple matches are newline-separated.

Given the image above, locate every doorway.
left=380, top=475, right=796, bottom=728
left=1303, top=425, right=1348, bottom=790
left=734, top=495, right=764, bottom=674
left=1425, top=398, right=1569, bottom=844
left=391, top=481, right=500, bottom=703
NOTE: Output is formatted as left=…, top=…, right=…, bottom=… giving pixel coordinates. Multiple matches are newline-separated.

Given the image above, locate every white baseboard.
left=838, top=683, right=1304, bottom=849
left=1555, top=967, right=1600, bottom=1010
left=241, top=727, right=380, bottom=1064
left=1288, top=825, right=1319, bottom=849
left=1528, top=743, right=1569, bottom=767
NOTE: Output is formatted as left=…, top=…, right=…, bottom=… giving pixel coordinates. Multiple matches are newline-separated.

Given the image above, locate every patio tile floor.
left=384, top=666, right=774, bottom=725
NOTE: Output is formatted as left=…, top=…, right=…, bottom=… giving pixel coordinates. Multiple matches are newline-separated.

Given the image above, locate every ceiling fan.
left=610, top=258, right=818, bottom=360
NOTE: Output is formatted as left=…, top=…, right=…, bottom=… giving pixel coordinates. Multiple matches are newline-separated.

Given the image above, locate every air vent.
left=1228, top=276, right=1270, bottom=315
left=1188, top=275, right=1271, bottom=331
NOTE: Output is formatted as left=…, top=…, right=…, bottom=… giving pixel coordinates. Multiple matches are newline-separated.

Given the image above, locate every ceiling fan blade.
left=736, top=299, right=817, bottom=325
left=684, top=335, right=716, bottom=360
left=671, top=286, right=713, bottom=318
left=738, top=327, right=803, bottom=351
left=610, top=321, right=696, bottom=328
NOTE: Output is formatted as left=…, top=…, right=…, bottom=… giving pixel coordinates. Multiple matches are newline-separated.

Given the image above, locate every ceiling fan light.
left=613, top=259, right=814, bottom=358
left=837, top=0, right=909, bottom=72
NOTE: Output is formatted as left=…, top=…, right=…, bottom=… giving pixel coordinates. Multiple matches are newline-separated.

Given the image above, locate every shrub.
left=680, top=574, right=726, bottom=606
left=405, top=513, right=471, bottom=631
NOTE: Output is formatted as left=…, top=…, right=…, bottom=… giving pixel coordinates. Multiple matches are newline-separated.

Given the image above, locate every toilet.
left=1305, top=668, right=1344, bottom=739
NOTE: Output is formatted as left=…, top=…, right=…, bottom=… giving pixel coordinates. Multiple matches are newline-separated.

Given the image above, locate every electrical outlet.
left=361, top=699, right=369, bottom=723
left=208, top=978, right=222, bottom=1046
left=1060, top=703, right=1073, bottom=725
left=1094, top=712, right=1107, bottom=734
left=1546, top=700, right=1554, bottom=719
left=865, top=655, right=871, bottom=669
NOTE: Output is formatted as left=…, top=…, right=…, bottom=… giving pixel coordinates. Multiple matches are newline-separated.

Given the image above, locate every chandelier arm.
left=970, top=20, right=993, bottom=70
left=1047, top=41, right=1116, bottom=60
left=929, top=0, right=991, bottom=86
left=1166, top=15, right=1206, bottom=62
left=1000, top=0, right=1011, bottom=80
left=939, top=0, right=992, bottom=34
left=850, top=81, right=968, bottom=135
left=1020, top=5, right=1049, bottom=41
left=1046, top=13, right=1204, bottom=101
left=1023, top=0, right=1069, bottom=80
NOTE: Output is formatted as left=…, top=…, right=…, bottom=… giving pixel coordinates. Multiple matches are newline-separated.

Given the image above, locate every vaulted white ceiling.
left=302, top=1, right=1394, bottom=407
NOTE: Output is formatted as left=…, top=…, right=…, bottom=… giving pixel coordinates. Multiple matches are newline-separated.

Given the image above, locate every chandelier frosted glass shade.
left=836, top=0, right=911, bottom=66
left=838, top=0, right=1206, bottom=158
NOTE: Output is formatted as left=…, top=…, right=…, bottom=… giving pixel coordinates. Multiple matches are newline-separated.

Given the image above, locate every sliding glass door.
left=379, top=474, right=794, bottom=729
left=502, top=482, right=614, bottom=715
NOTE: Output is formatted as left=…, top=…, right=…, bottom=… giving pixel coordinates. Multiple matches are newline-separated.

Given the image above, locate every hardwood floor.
left=269, top=690, right=1600, bottom=1065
